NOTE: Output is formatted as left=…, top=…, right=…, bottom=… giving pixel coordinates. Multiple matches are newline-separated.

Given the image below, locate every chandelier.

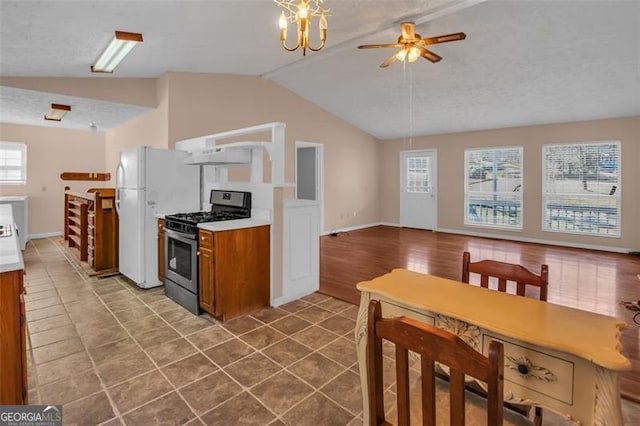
left=275, top=0, right=330, bottom=56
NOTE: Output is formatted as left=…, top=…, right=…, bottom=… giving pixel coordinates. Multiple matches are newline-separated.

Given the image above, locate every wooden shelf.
left=68, top=215, right=82, bottom=226
left=64, top=188, right=118, bottom=271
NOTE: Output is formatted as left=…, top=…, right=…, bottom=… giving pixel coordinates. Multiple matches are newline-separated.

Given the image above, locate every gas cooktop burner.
left=164, top=190, right=252, bottom=235
left=166, top=210, right=248, bottom=224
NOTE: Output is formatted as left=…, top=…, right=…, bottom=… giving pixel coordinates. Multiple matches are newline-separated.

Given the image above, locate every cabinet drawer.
left=381, top=300, right=435, bottom=326
left=482, top=334, right=574, bottom=405
left=198, top=230, right=213, bottom=249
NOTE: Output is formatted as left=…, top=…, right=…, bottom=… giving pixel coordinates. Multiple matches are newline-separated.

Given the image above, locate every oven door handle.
left=164, top=227, right=197, bottom=241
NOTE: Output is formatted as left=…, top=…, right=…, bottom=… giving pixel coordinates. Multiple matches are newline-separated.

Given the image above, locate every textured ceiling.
left=1, top=0, right=639, bottom=139
left=0, top=86, right=150, bottom=132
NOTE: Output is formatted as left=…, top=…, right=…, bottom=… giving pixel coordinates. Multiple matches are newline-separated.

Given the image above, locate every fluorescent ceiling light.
left=44, top=103, right=71, bottom=121
left=91, top=31, right=143, bottom=73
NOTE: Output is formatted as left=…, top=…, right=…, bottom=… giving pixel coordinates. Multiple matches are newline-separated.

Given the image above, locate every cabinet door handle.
left=201, top=236, right=205, bottom=240
left=196, top=251, right=200, bottom=256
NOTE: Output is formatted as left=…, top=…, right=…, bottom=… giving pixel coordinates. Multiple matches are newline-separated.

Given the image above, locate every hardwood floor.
left=319, top=225, right=640, bottom=401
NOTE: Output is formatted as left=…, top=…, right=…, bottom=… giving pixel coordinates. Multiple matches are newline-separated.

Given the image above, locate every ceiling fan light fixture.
left=358, top=22, right=466, bottom=68
left=407, top=46, right=421, bottom=63
left=91, top=31, right=143, bottom=73
left=44, top=103, right=71, bottom=121
left=395, top=49, right=408, bottom=61
left=275, top=0, right=330, bottom=56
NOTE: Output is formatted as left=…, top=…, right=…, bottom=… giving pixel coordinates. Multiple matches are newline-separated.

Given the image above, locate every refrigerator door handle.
left=116, top=162, right=124, bottom=188
left=115, top=162, right=124, bottom=214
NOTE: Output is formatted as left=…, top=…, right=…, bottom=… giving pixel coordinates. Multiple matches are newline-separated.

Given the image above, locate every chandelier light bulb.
left=298, top=4, right=308, bottom=19
left=319, top=14, right=327, bottom=30
left=279, top=11, right=287, bottom=30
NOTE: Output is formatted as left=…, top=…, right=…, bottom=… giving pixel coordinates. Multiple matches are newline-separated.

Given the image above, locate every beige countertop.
left=198, top=218, right=271, bottom=232
left=0, top=196, right=28, bottom=202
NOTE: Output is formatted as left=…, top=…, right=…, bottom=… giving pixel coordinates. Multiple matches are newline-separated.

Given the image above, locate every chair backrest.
left=461, top=252, right=549, bottom=301
left=366, top=300, right=504, bottom=426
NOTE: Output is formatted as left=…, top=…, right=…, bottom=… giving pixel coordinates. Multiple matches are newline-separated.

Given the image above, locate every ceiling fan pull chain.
left=409, top=65, right=414, bottom=149
left=402, top=60, right=408, bottom=150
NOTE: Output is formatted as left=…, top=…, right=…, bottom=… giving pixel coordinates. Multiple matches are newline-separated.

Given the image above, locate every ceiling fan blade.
left=380, top=53, right=398, bottom=68
left=358, top=43, right=403, bottom=49
left=420, top=32, right=466, bottom=45
left=420, top=47, right=442, bottom=63
left=400, top=22, right=415, bottom=41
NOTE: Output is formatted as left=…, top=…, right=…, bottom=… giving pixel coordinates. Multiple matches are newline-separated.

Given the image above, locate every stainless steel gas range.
left=163, top=190, right=251, bottom=314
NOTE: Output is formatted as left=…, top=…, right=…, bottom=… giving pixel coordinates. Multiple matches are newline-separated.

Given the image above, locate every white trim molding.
left=436, top=227, right=635, bottom=254
left=322, top=222, right=385, bottom=236
left=29, top=232, right=63, bottom=239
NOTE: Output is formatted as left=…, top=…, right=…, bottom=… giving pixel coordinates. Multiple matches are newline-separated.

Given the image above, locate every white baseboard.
left=379, top=222, right=401, bottom=227
left=29, top=232, right=63, bottom=239
left=321, top=222, right=386, bottom=236
left=272, top=288, right=318, bottom=307
left=321, top=223, right=636, bottom=254
left=436, top=227, right=636, bottom=254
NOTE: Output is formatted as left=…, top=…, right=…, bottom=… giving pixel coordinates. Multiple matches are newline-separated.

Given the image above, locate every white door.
left=400, top=150, right=437, bottom=230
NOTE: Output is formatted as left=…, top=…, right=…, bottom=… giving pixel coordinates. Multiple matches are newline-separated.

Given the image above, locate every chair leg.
left=533, top=406, right=542, bottom=426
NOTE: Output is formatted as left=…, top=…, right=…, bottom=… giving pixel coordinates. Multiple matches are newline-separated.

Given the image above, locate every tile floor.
left=22, top=238, right=639, bottom=426
left=24, top=238, right=363, bottom=425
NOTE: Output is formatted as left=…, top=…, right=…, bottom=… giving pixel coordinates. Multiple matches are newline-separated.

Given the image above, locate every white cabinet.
left=0, top=196, right=28, bottom=250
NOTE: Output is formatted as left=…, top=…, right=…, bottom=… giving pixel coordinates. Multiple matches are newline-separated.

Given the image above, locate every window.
left=406, top=155, right=430, bottom=193
left=0, top=142, right=27, bottom=184
left=542, top=141, right=620, bottom=237
left=465, top=147, right=523, bottom=229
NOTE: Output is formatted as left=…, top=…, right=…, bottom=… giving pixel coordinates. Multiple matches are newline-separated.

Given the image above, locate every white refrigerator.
left=116, top=146, right=200, bottom=288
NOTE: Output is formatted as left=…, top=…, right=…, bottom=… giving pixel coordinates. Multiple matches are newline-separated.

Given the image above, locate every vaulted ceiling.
left=1, top=0, right=639, bottom=139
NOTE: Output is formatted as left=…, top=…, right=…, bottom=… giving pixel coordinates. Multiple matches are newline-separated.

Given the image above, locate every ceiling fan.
left=358, top=22, right=466, bottom=68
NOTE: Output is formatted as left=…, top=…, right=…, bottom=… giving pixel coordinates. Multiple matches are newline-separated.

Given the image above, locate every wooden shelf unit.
left=64, top=188, right=118, bottom=272
left=64, top=194, right=89, bottom=260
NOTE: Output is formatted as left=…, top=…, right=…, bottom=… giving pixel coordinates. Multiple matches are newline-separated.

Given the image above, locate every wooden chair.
left=462, top=251, right=547, bottom=425
left=461, top=251, right=548, bottom=302
left=366, top=299, right=505, bottom=426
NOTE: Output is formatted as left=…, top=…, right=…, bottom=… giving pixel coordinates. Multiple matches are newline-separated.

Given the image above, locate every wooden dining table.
left=354, top=269, right=630, bottom=426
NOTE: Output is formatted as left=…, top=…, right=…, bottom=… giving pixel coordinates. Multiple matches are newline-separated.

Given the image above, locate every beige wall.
left=104, top=75, right=170, bottom=181
left=380, top=116, right=640, bottom=251
left=0, top=123, right=105, bottom=235
left=164, top=72, right=381, bottom=231
left=1, top=77, right=157, bottom=107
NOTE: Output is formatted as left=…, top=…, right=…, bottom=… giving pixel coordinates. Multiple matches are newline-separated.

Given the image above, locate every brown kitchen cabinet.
left=198, top=225, right=270, bottom=320
left=157, top=218, right=165, bottom=283
left=0, top=269, right=27, bottom=405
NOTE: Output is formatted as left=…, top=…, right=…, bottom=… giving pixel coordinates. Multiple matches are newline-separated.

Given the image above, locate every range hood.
left=183, top=142, right=269, bottom=166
